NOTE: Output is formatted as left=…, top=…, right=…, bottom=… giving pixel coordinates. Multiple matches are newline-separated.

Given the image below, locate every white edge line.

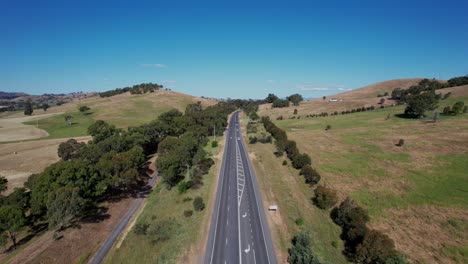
left=209, top=113, right=232, bottom=264
left=238, top=116, right=272, bottom=264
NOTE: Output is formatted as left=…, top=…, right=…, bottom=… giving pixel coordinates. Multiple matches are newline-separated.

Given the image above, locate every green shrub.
left=183, top=210, right=193, bottom=217
left=193, top=196, right=205, bottom=211
left=147, top=220, right=172, bottom=244
left=211, top=141, right=218, bottom=148
left=249, top=137, right=258, bottom=144
left=313, top=186, right=338, bottom=209
left=134, top=222, right=149, bottom=235
left=331, top=241, right=338, bottom=248
left=288, top=232, right=321, bottom=264
left=354, top=230, right=398, bottom=264
left=282, top=160, right=287, bottom=166
left=452, top=101, right=465, bottom=115
left=325, top=125, right=331, bottom=130
left=177, top=180, right=191, bottom=194
left=295, top=218, right=304, bottom=226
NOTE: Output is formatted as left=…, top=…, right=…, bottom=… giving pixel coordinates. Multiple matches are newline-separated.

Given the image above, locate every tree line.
left=99, top=83, right=163, bottom=97
left=265, top=93, right=304, bottom=108
left=259, top=115, right=408, bottom=263
left=0, top=98, right=256, bottom=252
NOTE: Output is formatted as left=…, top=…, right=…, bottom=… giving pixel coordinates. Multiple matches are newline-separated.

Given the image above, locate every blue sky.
left=1, top=0, right=467, bottom=99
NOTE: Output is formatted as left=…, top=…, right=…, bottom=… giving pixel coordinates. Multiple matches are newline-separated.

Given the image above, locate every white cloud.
left=338, top=87, right=352, bottom=91
left=296, top=82, right=349, bottom=92
left=267, top=80, right=275, bottom=84
left=141, top=63, right=167, bottom=68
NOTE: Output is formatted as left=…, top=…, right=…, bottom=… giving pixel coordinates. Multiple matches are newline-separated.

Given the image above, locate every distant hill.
left=259, top=78, right=450, bottom=118
left=0, top=91, right=29, bottom=99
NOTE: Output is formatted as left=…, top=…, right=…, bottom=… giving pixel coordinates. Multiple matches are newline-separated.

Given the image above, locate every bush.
left=272, top=99, right=290, bottom=108
left=464, top=106, right=468, bottom=113
left=258, top=135, right=272, bottom=144
left=325, top=125, right=331, bottom=131
left=282, top=160, right=287, bottom=166
left=288, top=232, right=321, bottom=264
left=443, top=106, right=451, bottom=115
left=183, top=210, right=193, bottom=217
left=396, top=139, right=404, bottom=147
left=177, top=180, right=191, bottom=194
left=193, top=196, right=205, bottom=211
left=249, top=137, right=258, bottom=144
left=295, top=218, right=304, bottom=226
left=78, top=105, right=91, bottom=112
left=147, top=220, right=172, bottom=244
left=247, top=123, right=258, bottom=134
left=291, top=152, right=312, bottom=169
left=331, top=241, right=338, bottom=248
left=300, top=165, right=320, bottom=186
left=293, top=109, right=298, bottom=115
left=211, top=141, right=218, bottom=148
left=313, top=186, right=338, bottom=209
left=134, top=222, right=149, bottom=235
left=452, top=101, right=465, bottom=115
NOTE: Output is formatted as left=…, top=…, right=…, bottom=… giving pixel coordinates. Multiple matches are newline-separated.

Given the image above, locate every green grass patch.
left=24, top=112, right=94, bottom=138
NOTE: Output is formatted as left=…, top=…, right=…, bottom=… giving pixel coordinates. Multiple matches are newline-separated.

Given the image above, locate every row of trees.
left=99, top=83, right=163, bottom=97
left=1, top=99, right=257, bottom=251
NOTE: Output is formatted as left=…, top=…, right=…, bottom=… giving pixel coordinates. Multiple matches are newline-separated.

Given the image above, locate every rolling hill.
left=255, top=82, right=468, bottom=263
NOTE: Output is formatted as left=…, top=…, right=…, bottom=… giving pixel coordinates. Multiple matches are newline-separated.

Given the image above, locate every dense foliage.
left=99, top=82, right=163, bottom=97
left=288, top=232, right=321, bottom=264
left=272, top=99, right=290, bottom=108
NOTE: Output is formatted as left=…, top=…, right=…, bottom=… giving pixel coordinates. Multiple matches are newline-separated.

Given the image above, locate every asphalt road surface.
left=206, top=111, right=276, bottom=264
left=88, top=172, right=158, bottom=264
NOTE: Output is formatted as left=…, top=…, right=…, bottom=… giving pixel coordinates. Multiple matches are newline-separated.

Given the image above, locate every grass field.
left=104, top=135, right=224, bottom=264
left=20, top=90, right=217, bottom=139
left=241, top=115, right=348, bottom=264
left=271, top=96, right=468, bottom=263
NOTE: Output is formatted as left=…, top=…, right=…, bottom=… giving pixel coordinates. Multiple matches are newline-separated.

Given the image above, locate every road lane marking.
left=244, top=244, right=250, bottom=253
left=242, top=212, right=247, bottom=218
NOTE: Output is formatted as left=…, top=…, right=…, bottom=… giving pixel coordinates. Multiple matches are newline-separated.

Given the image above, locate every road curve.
left=205, top=111, right=276, bottom=264
left=88, top=173, right=158, bottom=264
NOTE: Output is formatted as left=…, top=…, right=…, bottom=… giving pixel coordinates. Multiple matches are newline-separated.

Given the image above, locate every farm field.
left=240, top=114, right=348, bottom=263
left=270, top=90, right=468, bottom=263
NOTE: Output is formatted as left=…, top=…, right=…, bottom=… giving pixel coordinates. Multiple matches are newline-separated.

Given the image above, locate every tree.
left=354, top=230, right=398, bottom=264
left=78, top=105, right=91, bottom=112
left=288, top=94, right=304, bottom=106
left=288, top=232, right=321, bottom=264
left=404, top=90, right=439, bottom=117
left=313, top=185, right=338, bottom=209
left=300, top=165, right=320, bottom=186
left=293, top=109, right=298, bottom=115
left=249, top=111, right=260, bottom=120
left=322, top=96, right=326, bottom=100
left=0, top=176, right=7, bottom=193
left=379, top=98, right=386, bottom=104
left=452, top=101, right=465, bottom=115
left=46, top=186, right=85, bottom=230
left=88, top=120, right=119, bottom=143
left=65, top=115, right=73, bottom=126
left=42, top=103, right=49, bottom=111
left=292, top=153, right=312, bottom=169
left=24, top=100, right=33, bottom=115
left=0, top=205, right=26, bottom=249
left=265, top=93, right=279, bottom=103
left=272, top=99, right=290, bottom=108
left=442, top=106, right=451, bottom=115
left=58, top=139, right=85, bottom=161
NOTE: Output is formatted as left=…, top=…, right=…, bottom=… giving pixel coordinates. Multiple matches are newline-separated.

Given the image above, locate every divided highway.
left=206, top=111, right=276, bottom=264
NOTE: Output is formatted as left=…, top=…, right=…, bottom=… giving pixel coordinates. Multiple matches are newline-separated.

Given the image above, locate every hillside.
left=260, top=85, right=468, bottom=263
left=259, top=78, right=424, bottom=119
left=12, top=89, right=217, bottom=139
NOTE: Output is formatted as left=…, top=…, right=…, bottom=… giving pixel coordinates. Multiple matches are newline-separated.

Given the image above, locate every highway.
left=206, top=111, right=276, bottom=264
